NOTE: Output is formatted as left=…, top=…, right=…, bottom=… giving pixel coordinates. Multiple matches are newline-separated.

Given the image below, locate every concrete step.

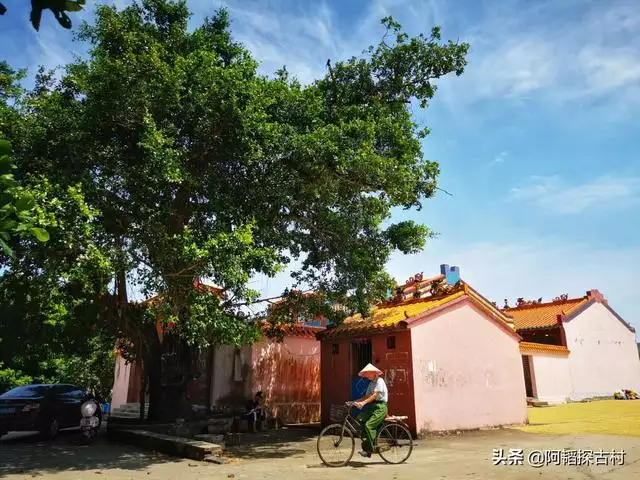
left=115, top=404, right=149, bottom=410
left=109, top=429, right=224, bottom=461
left=110, top=412, right=144, bottom=419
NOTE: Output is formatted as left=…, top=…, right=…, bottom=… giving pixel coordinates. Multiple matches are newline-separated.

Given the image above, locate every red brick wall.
left=320, top=331, right=417, bottom=433
left=372, top=331, right=416, bottom=433
left=320, top=338, right=352, bottom=425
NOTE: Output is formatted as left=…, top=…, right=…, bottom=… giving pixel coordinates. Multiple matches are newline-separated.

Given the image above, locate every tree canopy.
left=1, top=0, right=469, bottom=418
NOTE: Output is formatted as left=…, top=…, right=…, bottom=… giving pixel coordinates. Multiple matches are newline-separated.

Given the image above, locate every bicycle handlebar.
left=345, top=401, right=355, bottom=407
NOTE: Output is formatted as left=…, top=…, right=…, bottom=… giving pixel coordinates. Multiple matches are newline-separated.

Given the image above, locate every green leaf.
left=0, top=139, right=11, bottom=156
left=0, top=236, right=13, bottom=256
left=55, top=12, right=72, bottom=29
left=65, top=1, right=84, bottom=13
left=15, top=193, right=36, bottom=213
left=0, top=219, right=17, bottom=231
left=30, top=6, right=42, bottom=31
left=29, top=227, right=50, bottom=242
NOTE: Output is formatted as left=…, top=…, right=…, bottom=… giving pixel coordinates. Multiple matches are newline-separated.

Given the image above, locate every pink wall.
left=529, top=354, right=571, bottom=404
left=111, top=355, right=132, bottom=410
left=564, top=303, right=640, bottom=399
left=320, top=338, right=352, bottom=426
left=251, top=335, right=321, bottom=424
left=411, top=301, right=527, bottom=433
left=210, top=345, right=253, bottom=405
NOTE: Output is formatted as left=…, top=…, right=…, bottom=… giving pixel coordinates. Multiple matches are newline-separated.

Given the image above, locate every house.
left=504, top=290, right=640, bottom=404
left=317, top=265, right=528, bottom=436
left=209, top=324, right=323, bottom=423
left=111, top=285, right=326, bottom=424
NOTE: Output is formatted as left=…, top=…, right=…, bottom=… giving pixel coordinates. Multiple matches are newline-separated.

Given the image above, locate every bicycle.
left=316, top=401, right=414, bottom=467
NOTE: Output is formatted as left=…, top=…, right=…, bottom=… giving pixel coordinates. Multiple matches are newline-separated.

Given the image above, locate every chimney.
left=440, top=264, right=461, bottom=285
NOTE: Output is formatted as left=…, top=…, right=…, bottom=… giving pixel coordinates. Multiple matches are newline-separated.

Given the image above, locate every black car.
left=0, top=384, right=102, bottom=439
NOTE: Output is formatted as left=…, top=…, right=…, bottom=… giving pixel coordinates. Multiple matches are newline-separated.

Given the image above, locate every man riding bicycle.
left=353, top=363, right=388, bottom=458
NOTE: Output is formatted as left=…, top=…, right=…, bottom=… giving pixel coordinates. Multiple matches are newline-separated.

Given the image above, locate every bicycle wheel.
left=317, top=423, right=355, bottom=467
left=376, top=422, right=413, bottom=464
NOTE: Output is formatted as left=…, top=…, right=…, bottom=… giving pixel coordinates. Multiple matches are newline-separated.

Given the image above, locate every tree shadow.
left=225, top=427, right=319, bottom=460
left=0, top=430, right=178, bottom=478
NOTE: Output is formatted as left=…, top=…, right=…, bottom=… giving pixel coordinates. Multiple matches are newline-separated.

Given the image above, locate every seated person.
left=243, top=391, right=266, bottom=431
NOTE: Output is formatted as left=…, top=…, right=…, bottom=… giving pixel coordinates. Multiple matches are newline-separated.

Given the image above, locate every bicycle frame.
left=335, top=407, right=386, bottom=446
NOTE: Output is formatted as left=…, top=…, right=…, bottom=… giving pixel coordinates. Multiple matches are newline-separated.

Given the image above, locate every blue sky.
left=2, top=0, right=639, bottom=334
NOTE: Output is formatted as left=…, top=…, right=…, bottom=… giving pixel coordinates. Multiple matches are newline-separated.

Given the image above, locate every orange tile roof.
left=520, top=341, right=570, bottom=357
left=287, top=325, right=325, bottom=338
left=319, top=283, right=518, bottom=340
left=503, top=297, right=589, bottom=331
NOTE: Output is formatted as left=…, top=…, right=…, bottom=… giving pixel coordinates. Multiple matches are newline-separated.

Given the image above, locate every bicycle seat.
left=385, top=415, right=408, bottom=422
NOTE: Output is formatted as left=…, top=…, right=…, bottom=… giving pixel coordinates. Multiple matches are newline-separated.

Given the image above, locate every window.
left=0, top=385, right=52, bottom=398
left=332, top=344, right=339, bottom=355
left=386, top=336, right=396, bottom=349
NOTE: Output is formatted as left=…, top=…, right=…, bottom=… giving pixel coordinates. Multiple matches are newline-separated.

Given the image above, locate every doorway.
left=522, top=355, right=536, bottom=398
left=351, top=339, right=372, bottom=376
left=351, top=339, right=373, bottom=408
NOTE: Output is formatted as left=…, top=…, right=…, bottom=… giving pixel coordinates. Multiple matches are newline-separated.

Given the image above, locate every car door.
left=52, top=385, right=84, bottom=428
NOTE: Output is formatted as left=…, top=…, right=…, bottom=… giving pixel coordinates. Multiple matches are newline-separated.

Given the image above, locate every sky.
left=2, top=0, right=639, bottom=334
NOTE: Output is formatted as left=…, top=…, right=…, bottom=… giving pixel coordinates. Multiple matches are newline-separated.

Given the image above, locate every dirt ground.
left=1, top=426, right=639, bottom=480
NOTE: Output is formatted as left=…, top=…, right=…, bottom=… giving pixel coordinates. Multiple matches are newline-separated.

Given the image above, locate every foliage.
left=0, top=139, right=50, bottom=255
left=3, top=0, right=468, bottom=419
left=0, top=63, right=52, bottom=255
left=0, top=363, right=32, bottom=394
left=0, top=0, right=85, bottom=31
left=48, top=339, right=116, bottom=401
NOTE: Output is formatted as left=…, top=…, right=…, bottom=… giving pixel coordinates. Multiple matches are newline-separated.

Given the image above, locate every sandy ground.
left=517, top=400, right=640, bottom=437
left=1, top=427, right=639, bottom=480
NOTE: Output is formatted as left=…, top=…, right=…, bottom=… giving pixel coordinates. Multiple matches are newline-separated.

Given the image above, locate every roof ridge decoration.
left=503, top=294, right=585, bottom=311
left=317, top=274, right=522, bottom=341
left=503, top=288, right=635, bottom=333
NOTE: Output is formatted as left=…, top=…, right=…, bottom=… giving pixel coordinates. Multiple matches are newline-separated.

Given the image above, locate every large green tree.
left=5, top=0, right=468, bottom=420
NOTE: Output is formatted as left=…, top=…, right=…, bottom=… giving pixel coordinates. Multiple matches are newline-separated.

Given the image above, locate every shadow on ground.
left=226, top=427, right=320, bottom=460
left=0, top=430, right=178, bottom=478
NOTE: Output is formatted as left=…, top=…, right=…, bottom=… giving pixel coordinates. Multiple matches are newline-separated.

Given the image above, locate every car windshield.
left=0, top=385, right=52, bottom=398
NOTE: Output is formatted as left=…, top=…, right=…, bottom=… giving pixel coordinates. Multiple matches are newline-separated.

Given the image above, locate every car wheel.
left=40, top=417, right=59, bottom=439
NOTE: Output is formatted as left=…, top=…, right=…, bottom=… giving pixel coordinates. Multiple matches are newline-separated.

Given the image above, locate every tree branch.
left=436, top=186, right=453, bottom=196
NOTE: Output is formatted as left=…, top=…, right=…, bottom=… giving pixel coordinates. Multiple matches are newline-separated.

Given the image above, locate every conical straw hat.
left=358, top=363, right=382, bottom=377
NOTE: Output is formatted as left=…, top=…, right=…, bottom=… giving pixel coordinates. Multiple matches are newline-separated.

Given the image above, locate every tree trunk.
left=146, top=347, right=163, bottom=422
left=139, top=360, right=147, bottom=420
left=146, top=335, right=195, bottom=422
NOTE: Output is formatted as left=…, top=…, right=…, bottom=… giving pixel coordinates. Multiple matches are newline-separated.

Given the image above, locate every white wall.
left=411, top=301, right=527, bottom=433
left=564, top=303, right=640, bottom=399
left=529, top=354, right=571, bottom=404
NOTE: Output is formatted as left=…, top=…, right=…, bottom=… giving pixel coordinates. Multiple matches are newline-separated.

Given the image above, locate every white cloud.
left=438, top=0, right=640, bottom=111
left=253, top=236, right=640, bottom=334
left=214, top=0, right=442, bottom=84
left=509, top=175, right=640, bottom=214
left=489, top=151, right=508, bottom=166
